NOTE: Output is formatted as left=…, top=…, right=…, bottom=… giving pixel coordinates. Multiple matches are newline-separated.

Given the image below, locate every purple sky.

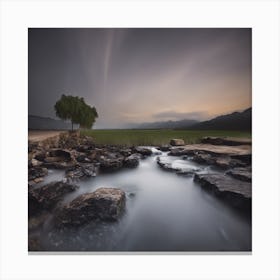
left=28, top=28, right=251, bottom=128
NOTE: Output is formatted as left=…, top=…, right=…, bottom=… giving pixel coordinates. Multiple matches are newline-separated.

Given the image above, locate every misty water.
left=37, top=148, right=251, bottom=252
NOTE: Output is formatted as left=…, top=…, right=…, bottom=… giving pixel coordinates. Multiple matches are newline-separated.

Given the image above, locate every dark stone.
left=134, top=147, right=153, bottom=156
left=192, top=152, right=216, bottom=165
left=194, top=173, right=251, bottom=212
left=100, top=158, right=123, bottom=172
left=55, top=188, right=126, bottom=228
left=231, top=154, right=252, bottom=165
left=201, top=137, right=251, bottom=146
left=119, top=148, right=132, bottom=157
left=28, top=167, right=48, bottom=181
left=226, top=167, right=252, bottom=182
left=123, top=154, right=141, bottom=168
left=34, top=152, right=46, bottom=162
left=28, top=181, right=78, bottom=217
left=48, top=149, right=72, bottom=161
left=66, top=164, right=98, bottom=180
left=158, top=145, right=171, bottom=152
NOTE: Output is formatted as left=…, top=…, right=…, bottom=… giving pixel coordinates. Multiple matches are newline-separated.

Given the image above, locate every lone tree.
left=54, top=94, right=98, bottom=130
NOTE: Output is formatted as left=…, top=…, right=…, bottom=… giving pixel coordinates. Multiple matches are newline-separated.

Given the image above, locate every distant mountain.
left=131, top=119, right=199, bottom=129
left=28, top=115, right=78, bottom=130
left=190, top=108, right=252, bottom=131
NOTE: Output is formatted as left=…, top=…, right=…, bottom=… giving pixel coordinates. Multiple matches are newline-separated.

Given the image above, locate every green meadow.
left=81, top=129, right=251, bottom=146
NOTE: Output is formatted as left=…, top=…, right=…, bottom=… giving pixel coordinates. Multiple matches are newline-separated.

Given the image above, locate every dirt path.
left=28, top=130, right=65, bottom=142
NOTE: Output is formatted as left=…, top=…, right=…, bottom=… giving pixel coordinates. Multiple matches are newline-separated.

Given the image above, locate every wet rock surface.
left=134, top=147, right=153, bottom=156
left=28, top=166, right=48, bottom=184
left=157, top=156, right=201, bottom=175
left=28, top=181, right=78, bottom=217
left=226, top=167, right=252, bottom=182
left=66, top=164, right=98, bottom=180
left=201, top=137, right=251, bottom=146
left=123, top=154, right=141, bottom=168
left=55, top=188, right=126, bottom=228
left=194, top=173, right=251, bottom=212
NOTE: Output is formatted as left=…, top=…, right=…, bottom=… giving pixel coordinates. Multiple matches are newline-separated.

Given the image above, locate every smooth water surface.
left=38, top=149, right=251, bottom=252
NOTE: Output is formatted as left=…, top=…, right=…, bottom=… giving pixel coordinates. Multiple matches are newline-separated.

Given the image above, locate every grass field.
left=81, top=129, right=251, bottom=146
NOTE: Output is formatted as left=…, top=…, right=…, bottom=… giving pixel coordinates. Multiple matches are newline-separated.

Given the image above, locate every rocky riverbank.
left=28, top=132, right=252, bottom=251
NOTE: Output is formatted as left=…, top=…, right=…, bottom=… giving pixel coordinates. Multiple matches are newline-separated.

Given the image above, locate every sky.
left=28, top=28, right=251, bottom=128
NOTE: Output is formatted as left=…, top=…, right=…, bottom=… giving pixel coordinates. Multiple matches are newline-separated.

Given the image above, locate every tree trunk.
left=71, top=120, right=73, bottom=131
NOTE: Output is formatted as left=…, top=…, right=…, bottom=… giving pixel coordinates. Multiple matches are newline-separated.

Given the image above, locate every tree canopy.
left=54, top=95, right=98, bottom=130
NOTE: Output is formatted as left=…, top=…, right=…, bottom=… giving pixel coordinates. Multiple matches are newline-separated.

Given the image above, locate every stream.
left=35, top=148, right=251, bottom=252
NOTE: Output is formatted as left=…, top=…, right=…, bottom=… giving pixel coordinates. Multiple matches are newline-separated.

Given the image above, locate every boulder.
left=66, top=164, right=98, bottom=180
left=28, top=167, right=48, bottom=182
left=170, top=143, right=251, bottom=157
left=55, top=187, right=126, bottom=227
left=134, top=147, right=153, bottom=156
left=158, top=145, right=171, bottom=152
left=31, top=158, right=43, bottom=167
left=123, top=154, right=141, bottom=168
left=28, top=181, right=78, bottom=217
left=157, top=156, right=200, bottom=175
left=226, top=167, right=252, bottom=182
left=48, top=149, right=72, bottom=161
left=170, top=139, right=185, bottom=146
left=119, top=148, right=133, bottom=157
left=100, top=158, right=123, bottom=172
left=201, top=137, right=251, bottom=146
left=192, top=151, right=216, bottom=165
left=194, top=173, right=251, bottom=212
left=157, top=156, right=180, bottom=172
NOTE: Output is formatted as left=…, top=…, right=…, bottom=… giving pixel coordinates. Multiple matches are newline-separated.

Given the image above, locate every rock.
left=43, top=161, right=76, bottom=169
left=226, top=167, right=252, bottom=182
left=55, top=188, right=126, bottom=227
left=192, top=151, right=216, bottom=165
left=31, top=158, right=43, bottom=167
left=157, top=156, right=180, bottom=172
left=123, top=154, right=141, bottom=168
left=119, top=148, right=132, bottom=157
left=28, top=167, right=48, bottom=181
left=134, top=147, right=153, bottom=156
left=231, top=154, right=252, bottom=165
left=76, top=154, right=92, bottom=163
left=194, top=173, right=251, bottom=212
left=34, top=151, right=46, bottom=162
left=158, top=145, right=171, bottom=152
left=66, top=164, right=98, bottom=180
left=48, top=149, right=72, bottom=161
left=168, top=147, right=187, bottom=156
left=170, top=143, right=251, bottom=157
left=170, top=139, right=185, bottom=146
left=28, top=181, right=78, bottom=217
left=157, top=156, right=200, bottom=175
left=100, top=158, right=123, bottom=172
left=201, top=137, right=251, bottom=146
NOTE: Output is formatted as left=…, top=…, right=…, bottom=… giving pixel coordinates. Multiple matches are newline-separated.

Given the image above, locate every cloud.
left=152, top=110, right=208, bottom=121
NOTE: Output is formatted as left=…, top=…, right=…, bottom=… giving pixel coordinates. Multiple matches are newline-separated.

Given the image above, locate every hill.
left=190, top=108, right=251, bottom=131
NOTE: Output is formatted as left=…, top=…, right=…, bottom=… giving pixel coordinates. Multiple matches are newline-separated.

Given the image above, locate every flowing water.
left=36, top=148, right=251, bottom=252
